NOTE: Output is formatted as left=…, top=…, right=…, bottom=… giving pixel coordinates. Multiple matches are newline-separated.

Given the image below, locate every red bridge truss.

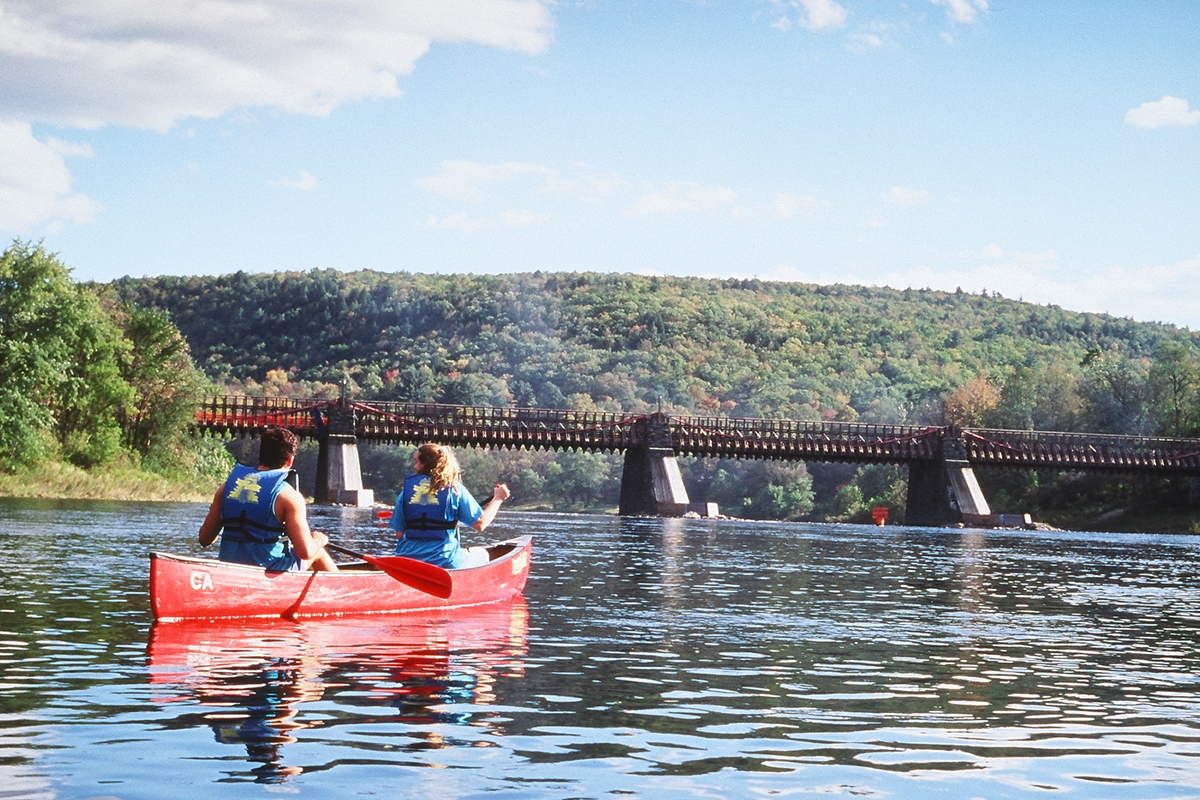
left=194, top=395, right=1200, bottom=475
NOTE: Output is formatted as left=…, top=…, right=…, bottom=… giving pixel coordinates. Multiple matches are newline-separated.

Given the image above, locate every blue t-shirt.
left=390, top=475, right=483, bottom=568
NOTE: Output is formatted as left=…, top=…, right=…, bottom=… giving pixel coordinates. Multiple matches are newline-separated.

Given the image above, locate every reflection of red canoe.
left=150, top=536, right=531, bottom=620
left=147, top=598, right=529, bottom=779
left=148, top=596, right=530, bottom=687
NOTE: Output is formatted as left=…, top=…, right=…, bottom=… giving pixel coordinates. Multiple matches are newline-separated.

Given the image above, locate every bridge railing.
left=669, top=415, right=945, bottom=462
left=964, top=427, right=1200, bottom=472
left=192, top=395, right=1200, bottom=473
left=194, top=394, right=324, bottom=435
left=349, top=400, right=642, bottom=451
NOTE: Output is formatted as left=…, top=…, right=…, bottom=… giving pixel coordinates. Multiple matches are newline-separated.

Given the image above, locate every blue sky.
left=3, top=1, right=1198, bottom=328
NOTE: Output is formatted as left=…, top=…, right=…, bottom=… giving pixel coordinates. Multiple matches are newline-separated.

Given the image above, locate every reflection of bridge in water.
left=196, top=395, right=1200, bottom=526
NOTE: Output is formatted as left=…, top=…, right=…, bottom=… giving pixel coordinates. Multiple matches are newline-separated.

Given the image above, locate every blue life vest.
left=217, top=464, right=292, bottom=566
left=401, top=473, right=459, bottom=540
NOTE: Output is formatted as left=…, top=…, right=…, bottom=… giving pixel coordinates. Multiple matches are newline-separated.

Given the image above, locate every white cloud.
left=883, top=186, right=932, bottom=209
left=849, top=32, right=885, bottom=50
left=1124, top=96, right=1200, bottom=130
left=419, top=160, right=625, bottom=202
left=765, top=0, right=846, bottom=33
left=931, top=0, right=988, bottom=24
left=0, top=1, right=554, bottom=132
left=423, top=161, right=812, bottom=224
left=798, top=0, right=848, bottom=32
left=767, top=192, right=819, bottom=219
left=0, top=120, right=98, bottom=231
left=424, top=209, right=549, bottom=231
left=420, top=160, right=552, bottom=201
left=272, top=171, right=319, bottom=191
left=623, top=181, right=740, bottom=219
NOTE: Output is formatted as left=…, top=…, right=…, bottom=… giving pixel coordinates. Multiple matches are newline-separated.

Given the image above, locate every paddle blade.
left=362, top=553, right=453, bottom=599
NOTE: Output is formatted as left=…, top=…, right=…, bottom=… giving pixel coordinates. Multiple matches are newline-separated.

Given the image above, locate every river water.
left=2, top=498, right=1199, bottom=799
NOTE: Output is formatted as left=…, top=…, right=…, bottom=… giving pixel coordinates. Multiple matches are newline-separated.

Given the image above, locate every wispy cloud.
left=766, top=0, right=847, bottom=33
left=883, top=186, right=932, bottom=209
left=931, top=0, right=988, bottom=24
left=420, top=160, right=625, bottom=202
left=420, top=160, right=554, bottom=201
left=799, top=0, right=848, bottom=31
left=849, top=32, right=885, bottom=50
left=623, top=181, right=740, bottom=219
left=272, top=171, right=318, bottom=190
left=1125, top=96, right=1200, bottom=129
left=424, top=209, right=550, bottom=232
left=421, top=162, right=816, bottom=227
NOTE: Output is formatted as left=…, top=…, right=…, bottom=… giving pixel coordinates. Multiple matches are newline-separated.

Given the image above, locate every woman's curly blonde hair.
left=415, top=443, right=461, bottom=493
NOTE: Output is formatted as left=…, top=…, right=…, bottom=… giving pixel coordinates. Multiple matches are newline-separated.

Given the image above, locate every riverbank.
left=0, top=461, right=211, bottom=503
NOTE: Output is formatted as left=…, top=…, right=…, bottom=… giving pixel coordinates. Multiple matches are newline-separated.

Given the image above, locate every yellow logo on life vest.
left=226, top=474, right=262, bottom=504
left=409, top=479, right=440, bottom=506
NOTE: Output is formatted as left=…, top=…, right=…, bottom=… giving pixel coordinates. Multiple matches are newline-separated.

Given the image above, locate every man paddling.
left=198, top=428, right=338, bottom=572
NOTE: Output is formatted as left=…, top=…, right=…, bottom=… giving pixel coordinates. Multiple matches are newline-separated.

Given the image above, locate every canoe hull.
left=150, top=536, right=531, bottom=620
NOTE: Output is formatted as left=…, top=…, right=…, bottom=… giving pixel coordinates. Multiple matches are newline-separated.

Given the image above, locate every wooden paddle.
left=325, top=543, right=453, bottom=599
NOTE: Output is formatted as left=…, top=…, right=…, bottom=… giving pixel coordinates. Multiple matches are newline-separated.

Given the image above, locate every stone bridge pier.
left=619, top=412, right=715, bottom=517
left=313, top=400, right=374, bottom=507
left=905, top=426, right=1029, bottom=528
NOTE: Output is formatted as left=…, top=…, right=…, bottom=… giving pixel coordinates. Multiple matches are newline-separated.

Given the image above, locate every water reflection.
left=148, top=598, right=528, bottom=783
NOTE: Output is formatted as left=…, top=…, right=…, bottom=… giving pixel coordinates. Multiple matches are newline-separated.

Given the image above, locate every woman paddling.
left=390, top=444, right=510, bottom=569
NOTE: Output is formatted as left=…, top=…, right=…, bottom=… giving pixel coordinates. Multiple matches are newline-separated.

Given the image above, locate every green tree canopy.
left=1, top=243, right=131, bottom=466
left=1, top=242, right=207, bottom=472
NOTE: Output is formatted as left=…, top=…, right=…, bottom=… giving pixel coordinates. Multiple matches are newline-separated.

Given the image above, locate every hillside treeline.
left=114, top=268, right=1200, bottom=527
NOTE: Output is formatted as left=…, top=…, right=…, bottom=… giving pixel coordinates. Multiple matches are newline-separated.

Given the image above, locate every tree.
left=1079, top=350, right=1154, bottom=434
left=943, top=376, right=1000, bottom=427
left=993, top=360, right=1083, bottom=431
left=386, top=365, right=438, bottom=403
left=1149, top=343, right=1200, bottom=437
left=111, top=303, right=206, bottom=460
left=0, top=242, right=132, bottom=467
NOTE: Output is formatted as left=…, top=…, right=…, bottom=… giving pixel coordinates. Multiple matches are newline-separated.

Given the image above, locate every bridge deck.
left=194, top=395, right=1200, bottom=474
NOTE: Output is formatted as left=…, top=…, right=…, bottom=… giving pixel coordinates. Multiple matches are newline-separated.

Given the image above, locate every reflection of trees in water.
left=149, top=599, right=528, bottom=783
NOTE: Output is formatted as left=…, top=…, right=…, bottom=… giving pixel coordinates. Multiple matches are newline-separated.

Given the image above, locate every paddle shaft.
left=325, top=542, right=377, bottom=561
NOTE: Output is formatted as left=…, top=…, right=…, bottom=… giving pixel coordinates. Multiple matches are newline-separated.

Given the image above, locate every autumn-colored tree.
left=943, top=376, right=1001, bottom=427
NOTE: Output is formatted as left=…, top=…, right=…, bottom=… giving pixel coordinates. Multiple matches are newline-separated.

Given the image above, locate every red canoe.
left=150, top=536, right=531, bottom=621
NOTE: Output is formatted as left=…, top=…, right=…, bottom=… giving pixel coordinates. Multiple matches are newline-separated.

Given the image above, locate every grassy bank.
left=0, top=461, right=212, bottom=503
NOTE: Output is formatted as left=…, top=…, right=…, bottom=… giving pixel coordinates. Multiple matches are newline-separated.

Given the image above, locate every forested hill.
left=112, top=270, right=1198, bottom=436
